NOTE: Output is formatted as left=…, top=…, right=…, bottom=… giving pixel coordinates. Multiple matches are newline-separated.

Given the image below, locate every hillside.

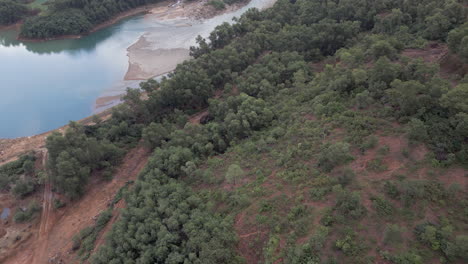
left=0, top=0, right=467, bottom=263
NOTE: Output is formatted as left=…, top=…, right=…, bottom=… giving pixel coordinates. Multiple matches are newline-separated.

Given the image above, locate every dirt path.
left=3, top=146, right=150, bottom=264
left=32, top=150, right=53, bottom=264
left=189, top=109, right=209, bottom=124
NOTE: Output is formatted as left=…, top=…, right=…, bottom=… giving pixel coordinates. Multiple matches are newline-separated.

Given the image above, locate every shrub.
left=11, top=179, right=35, bottom=198
left=225, top=164, right=244, bottom=184
left=13, top=202, right=41, bottom=223
left=53, top=199, right=66, bottom=209
left=359, top=136, right=378, bottom=153
left=383, top=181, right=400, bottom=199
left=335, top=228, right=365, bottom=256
left=336, top=168, right=356, bottom=186
left=407, top=118, right=429, bottom=143
left=377, top=145, right=390, bottom=156
left=320, top=208, right=335, bottom=226
left=335, top=190, right=367, bottom=219
left=381, top=251, right=423, bottom=264
left=367, top=158, right=388, bottom=172
left=318, top=142, right=353, bottom=172
left=310, top=187, right=332, bottom=201
left=383, top=224, right=404, bottom=245
left=370, top=40, right=398, bottom=59
left=371, top=195, right=394, bottom=216
left=356, top=90, right=373, bottom=109
left=207, top=0, right=225, bottom=10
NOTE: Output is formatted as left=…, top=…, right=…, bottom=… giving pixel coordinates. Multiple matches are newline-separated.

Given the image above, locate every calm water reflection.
left=0, top=16, right=149, bottom=138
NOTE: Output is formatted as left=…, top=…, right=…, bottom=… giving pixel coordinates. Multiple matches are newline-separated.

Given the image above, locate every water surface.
left=0, top=16, right=150, bottom=138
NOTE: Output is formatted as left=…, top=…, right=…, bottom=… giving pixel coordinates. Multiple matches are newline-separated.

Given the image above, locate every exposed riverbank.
left=125, top=0, right=251, bottom=80
left=97, top=0, right=255, bottom=108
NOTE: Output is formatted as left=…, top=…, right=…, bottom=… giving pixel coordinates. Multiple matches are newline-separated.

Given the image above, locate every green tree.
left=225, top=164, right=244, bottom=184
left=55, top=151, right=90, bottom=199
left=318, top=142, right=353, bottom=172
left=441, top=84, right=468, bottom=113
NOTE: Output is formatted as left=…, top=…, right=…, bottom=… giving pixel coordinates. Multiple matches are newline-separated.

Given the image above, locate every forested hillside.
left=86, top=0, right=468, bottom=262
left=2, top=0, right=465, bottom=263
left=0, top=0, right=31, bottom=25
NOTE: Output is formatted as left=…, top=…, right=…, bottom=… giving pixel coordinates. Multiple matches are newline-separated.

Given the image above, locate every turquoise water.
left=0, top=15, right=149, bottom=138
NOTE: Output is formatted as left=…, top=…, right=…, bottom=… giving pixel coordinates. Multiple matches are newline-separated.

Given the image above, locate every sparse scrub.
left=371, top=195, right=395, bottom=217
left=13, top=201, right=41, bottom=223
left=335, top=228, right=366, bottom=256
left=359, top=136, right=378, bottom=153
left=383, top=224, right=404, bottom=245
left=207, top=0, right=225, bottom=10
left=367, top=158, right=388, bottom=172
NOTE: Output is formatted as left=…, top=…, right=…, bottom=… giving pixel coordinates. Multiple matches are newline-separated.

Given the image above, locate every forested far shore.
left=17, top=0, right=247, bottom=39
left=0, top=0, right=34, bottom=26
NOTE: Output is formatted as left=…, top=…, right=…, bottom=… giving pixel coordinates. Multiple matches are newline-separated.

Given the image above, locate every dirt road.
left=3, top=146, right=150, bottom=264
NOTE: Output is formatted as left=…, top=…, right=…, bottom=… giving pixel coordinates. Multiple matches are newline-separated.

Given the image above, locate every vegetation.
left=46, top=122, right=125, bottom=199
left=20, top=0, right=164, bottom=38
left=19, top=0, right=465, bottom=262
left=207, top=0, right=225, bottom=10
left=13, top=201, right=41, bottom=223
left=0, top=0, right=30, bottom=25
left=73, top=209, right=113, bottom=261
left=0, top=153, right=39, bottom=198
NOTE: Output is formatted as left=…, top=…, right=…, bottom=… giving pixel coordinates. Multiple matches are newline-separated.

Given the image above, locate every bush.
left=225, top=164, right=244, bottom=184
left=336, top=168, right=356, bottom=186
left=335, top=189, right=367, bottom=219
left=11, top=179, right=35, bottom=198
left=310, top=187, right=332, bottom=201
left=13, top=202, right=41, bottom=223
left=207, top=0, right=225, bottom=10
left=359, top=136, right=378, bottom=153
left=53, top=199, right=66, bottom=209
left=367, top=158, right=388, bottom=172
left=383, top=181, right=400, bottom=199
left=370, top=40, right=398, bottom=59
left=142, top=122, right=173, bottom=149
left=407, top=118, right=429, bottom=143
left=383, top=224, right=404, bottom=245
left=318, top=142, right=353, bottom=172
left=371, top=195, right=394, bottom=216
left=335, top=228, right=365, bottom=256
left=381, top=251, right=423, bottom=264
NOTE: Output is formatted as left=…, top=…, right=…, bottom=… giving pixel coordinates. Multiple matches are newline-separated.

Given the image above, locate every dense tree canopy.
left=0, top=0, right=29, bottom=25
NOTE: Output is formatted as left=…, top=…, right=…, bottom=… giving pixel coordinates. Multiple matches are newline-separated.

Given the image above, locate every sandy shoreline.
left=124, top=0, right=249, bottom=81
left=97, top=0, right=252, bottom=107
left=125, top=36, right=191, bottom=80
